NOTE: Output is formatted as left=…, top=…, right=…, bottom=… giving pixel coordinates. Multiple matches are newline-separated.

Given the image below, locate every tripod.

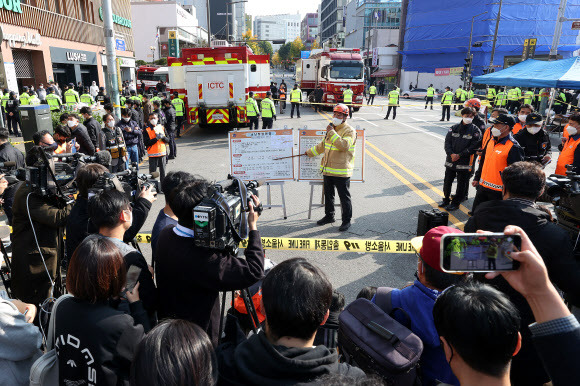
left=218, top=287, right=261, bottom=345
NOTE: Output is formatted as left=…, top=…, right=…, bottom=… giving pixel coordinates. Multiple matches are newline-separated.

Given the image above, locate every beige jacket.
left=306, top=122, right=356, bottom=177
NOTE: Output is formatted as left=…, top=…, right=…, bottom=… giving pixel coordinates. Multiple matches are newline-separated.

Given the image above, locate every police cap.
left=526, top=112, right=543, bottom=125
left=491, top=113, right=517, bottom=128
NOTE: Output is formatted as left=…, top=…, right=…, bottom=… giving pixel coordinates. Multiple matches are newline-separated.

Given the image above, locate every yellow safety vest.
left=46, top=94, right=62, bottom=111
left=388, top=90, right=399, bottom=105
left=369, top=86, right=377, bottom=95
left=507, top=89, right=518, bottom=101
left=455, top=89, right=463, bottom=98
left=261, top=98, right=275, bottom=118
left=290, top=89, right=301, bottom=103
left=64, top=89, right=79, bottom=105
left=427, top=87, right=435, bottom=97
left=19, top=93, right=30, bottom=105
left=1, top=95, right=9, bottom=109
left=343, top=89, right=353, bottom=103
left=246, top=97, right=259, bottom=117
left=29, top=96, right=40, bottom=105
left=487, top=88, right=496, bottom=99
left=496, top=92, right=508, bottom=106
left=80, top=94, right=94, bottom=104
left=442, top=91, right=453, bottom=105
left=172, top=97, right=185, bottom=117
left=523, top=91, right=534, bottom=105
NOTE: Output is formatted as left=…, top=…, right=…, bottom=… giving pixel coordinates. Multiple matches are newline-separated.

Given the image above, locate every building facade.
left=320, top=0, right=347, bottom=47
left=301, top=12, right=318, bottom=49
left=253, top=13, right=301, bottom=48
left=344, top=0, right=401, bottom=50
left=0, top=0, right=135, bottom=92
left=131, top=1, right=206, bottom=62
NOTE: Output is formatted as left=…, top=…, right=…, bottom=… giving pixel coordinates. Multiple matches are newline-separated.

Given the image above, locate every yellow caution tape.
left=135, top=233, right=414, bottom=253
left=9, top=140, right=33, bottom=145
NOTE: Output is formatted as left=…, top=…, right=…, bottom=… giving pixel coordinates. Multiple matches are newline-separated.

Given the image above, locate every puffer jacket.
left=306, top=122, right=356, bottom=178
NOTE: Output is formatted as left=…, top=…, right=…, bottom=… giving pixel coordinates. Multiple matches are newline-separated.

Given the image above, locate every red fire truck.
left=136, top=66, right=169, bottom=92
left=167, top=46, right=270, bottom=126
left=296, top=47, right=365, bottom=110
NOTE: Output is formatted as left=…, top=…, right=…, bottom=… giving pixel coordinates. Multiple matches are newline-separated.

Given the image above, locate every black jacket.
left=0, top=141, right=25, bottom=168
left=71, top=123, right=96, bottom=155
left=314, top=88, right=324, bottom=102
left=96, top=92, right=110, bottom=105
left=163, top=105, right=176, bottom=133
left=472, top=113, right=486, bottom=134
left=155, top=228, right=265, bottom=347
left=514, top=128, right=552, bottom=161
left=474, top=134, right=525, bottom=183
left=217, top=330, right=365, bottom=385
left=5, top=98, right=19, bottom=114
left=444, top=122, right=481, bottom=171
left=55, top=297, right=149, bottom=386
left=83, top=117, right=101, bottom=150
left=532, top=324, right=580, bottom=385
left=129, top=108, right=140, bottom=128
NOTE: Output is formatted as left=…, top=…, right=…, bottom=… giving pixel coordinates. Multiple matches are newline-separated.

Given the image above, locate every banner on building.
left=435, top=67, right=463, bottom=76
left=168, top=30, right=180, bottom=58
left=372, top=48, right=379, bottom=67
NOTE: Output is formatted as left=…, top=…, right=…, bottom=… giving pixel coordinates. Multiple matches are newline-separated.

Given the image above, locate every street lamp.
left=150, top=46, right=156, bottom=64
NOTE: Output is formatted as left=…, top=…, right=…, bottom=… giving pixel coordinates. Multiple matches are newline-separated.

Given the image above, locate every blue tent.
left=472, top=57, right=580, bottom=88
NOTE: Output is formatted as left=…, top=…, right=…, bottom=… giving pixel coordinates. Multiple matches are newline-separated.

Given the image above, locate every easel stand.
left=307, top=181, right=340, bottom=219
left=265, top=181, right=288, bottom=220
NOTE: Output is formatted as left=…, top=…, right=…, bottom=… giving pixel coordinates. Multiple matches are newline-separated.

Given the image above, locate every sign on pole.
left=528, top=38, right=537, bottom=59
left=572, top=21, right=580, bottom=30
left=168, top=30, right=179, bottom=57
left=521, top=38, right=530, bottom=61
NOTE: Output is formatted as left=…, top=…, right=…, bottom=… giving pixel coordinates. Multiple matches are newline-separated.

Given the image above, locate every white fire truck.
left=296, top=47, right=365, bottom=110
left=168, top=46, right=270, bottom=126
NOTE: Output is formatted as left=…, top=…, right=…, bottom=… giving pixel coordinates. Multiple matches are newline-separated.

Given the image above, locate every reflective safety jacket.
left=475, top=134, right=524, bottom=191
left=468, top=90, right=474, bottom=99
left=444, top=122, right=481, bottom=171
left=144, top=124, right=167, bottom=157
left=306, top=122, right=357, bottom=178
left=246, top=97, right=259, bottom=117
left=556, top=134, right=580, bottom=175
left=459, top=89, right=467, bottom=102
left=554, top=92, right=566, bottom=106
left=523, top=91, right=534, bottom=104
left=80, top=93, right=94, bottom=105
left=487, top=88, right=497, bottom=100
left=343, top=89, right=353, bottom=103
left=64, top=89, right=80, bottom=106
left=441, top=91, right=453, bottom=105
left=426, top=87, right=435, bottom=97
left=261, top=98, right=275, bottom=118
left=19, top=93, right=30, bottom=106
left=388, top=90, right=399, bottom=106
left=507, top=88, right=518, bottom=101
left=1, top=94, right=8, bottom=110
left=369, top=86, right=377, bottom=95
left=290, top=88, right=302, bottom=103
left=172, top=97, right=185, bottom=117
left=46, top=94, right=62, bottom=111
left=496, top=92, right=508, bottom=106
left=29, top=96, right=40, bottom=105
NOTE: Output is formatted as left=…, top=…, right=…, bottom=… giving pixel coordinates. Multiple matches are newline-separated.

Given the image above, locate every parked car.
left=400, top=88, right=440, bottom=100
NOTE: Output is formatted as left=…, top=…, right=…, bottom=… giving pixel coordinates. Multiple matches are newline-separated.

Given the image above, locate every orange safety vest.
left=479, top=137, right=514, bottom=191
left=55, top=142, right=67, bottom=154
left=146, top=126, right=167, bottom=157
left=555, top=135, right=580, bottom=175
left=512, top=122, right=524, bottom=135
left=233, top=289, right=266, bottom=323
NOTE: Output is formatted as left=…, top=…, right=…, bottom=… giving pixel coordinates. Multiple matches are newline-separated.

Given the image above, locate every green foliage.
left=136, top=59, right=147, bottom=66
left=50, top=109, right=103, bottom=130
left=258, top=40, right=273, bottom=58
left=154, top=58, right=168, bottom=66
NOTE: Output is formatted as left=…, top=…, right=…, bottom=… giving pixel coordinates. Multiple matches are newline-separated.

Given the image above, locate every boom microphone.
left=0, top=161, right=16, bottom=168
left=93, top=151, right=112, bottom=167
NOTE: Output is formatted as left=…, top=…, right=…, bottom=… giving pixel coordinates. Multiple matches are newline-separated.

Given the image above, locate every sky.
left=245, top=0, right=317, bottom=18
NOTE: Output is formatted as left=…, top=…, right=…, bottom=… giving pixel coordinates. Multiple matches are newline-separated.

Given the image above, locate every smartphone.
left=440, top=233, right=521, bottom=273
left=124, top=265, right=142, bottom=293
left=70, top=138, right=76, bottom=154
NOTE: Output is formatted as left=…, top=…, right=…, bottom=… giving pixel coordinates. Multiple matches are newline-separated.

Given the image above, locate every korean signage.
left=0, top=0, right=22, bottom=13
left=99, top=7, right=132, bottom=28
left=372, top=48, right=378, bottom=67
left=521, top=38, right=537, bottom=61
left=168, top=30, right=180, bottom=58
left=0, top=26, right=41, bottom=48
left=434, top=67, right=463, bottom=76
left=50, top=47, right=97, bottom=65
left=116, top=38, right=126, bottom=51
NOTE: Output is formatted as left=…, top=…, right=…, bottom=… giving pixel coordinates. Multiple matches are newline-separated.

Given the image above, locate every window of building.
left=79, top=0, right=87, bottom=21
left=54, top=0, right=61, bottom=14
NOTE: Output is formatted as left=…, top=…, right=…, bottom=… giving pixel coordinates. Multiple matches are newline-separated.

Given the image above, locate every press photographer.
left=0, top=129, right=25, bottom=223
left=10, top=146, right=72, bottom=307
left=65, top=163, right=156, bottom=260
left=155, top=178, right=265, bottom=347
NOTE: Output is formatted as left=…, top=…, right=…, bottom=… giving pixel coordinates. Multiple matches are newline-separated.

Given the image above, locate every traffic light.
left=464, top=56, right=473, bottom=72
left=460, top=72, right=466, bottom=81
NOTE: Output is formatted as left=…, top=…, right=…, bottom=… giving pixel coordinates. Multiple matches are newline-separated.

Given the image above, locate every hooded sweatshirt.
left=217, top=330, right=365, bottom=385
left=0, top=296, right=43, bottom=386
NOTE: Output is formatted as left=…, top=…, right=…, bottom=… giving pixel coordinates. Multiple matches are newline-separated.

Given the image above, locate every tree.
left=154, top=58, right=167, bottom=66
left=242, top=30, right=261, bottom=54
left=289, top=37, right=305, bottom=61
left=271, top=52, right=281, bottom=66
left=278, top=43, right=292, bottom=63
left=258, top=40, right=273, bottom=59
left=136, top=59, right=147, bottom=66
left=312, top=40, right=320, bottom=50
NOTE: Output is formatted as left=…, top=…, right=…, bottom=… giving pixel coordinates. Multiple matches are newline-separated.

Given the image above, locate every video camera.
left=89, top=165, right=159, bottom=202
left=193, top=175, right=263, bottom=254
left=545, top=164, right=580, bottom=239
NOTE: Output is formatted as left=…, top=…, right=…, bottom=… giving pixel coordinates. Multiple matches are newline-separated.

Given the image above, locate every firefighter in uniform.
left=19, top=87, right=30, bottom=106
left=425, top=84, right=435, bottom=109
left=45, top=87, right=62, bottom=112
left=472, top=114, right=524, bottom=211
left=306, top=103, right=356, bottom=232
left=486, top=86, right=497, bottom=104
left=246, top=91, right=260, bottom=130
left=439, top=107, right=481, bottom=211
left=453, top=86, right=464, bottom=110
left=514, top=112, right=551, bottom=165
left=290, top=84, right=301, bottom=118
left=80, top=87, right=95, bottom=106
left=367, top=83, right=377, bottom=105
left=261, top=91, right=276, bottom=129
left=143, top=112, right=169, bottom=187
left=556, top=112, right=580, bottom=175
left=64, top=82, right=80, bottom=109
left=342, top=85, right=354, bottom=118
left=384, top=86, right=399, bottom=120
left=278, top=81, right=287, bottom=114
left=171, top=92, right=185, bottom=137
left=440, top=87, right=453, bottom=121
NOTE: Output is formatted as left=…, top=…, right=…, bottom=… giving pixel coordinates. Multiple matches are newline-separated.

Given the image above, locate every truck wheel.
left=404, top=93, right=410, bottom=99
left=353, top=107, right=360, bottom=112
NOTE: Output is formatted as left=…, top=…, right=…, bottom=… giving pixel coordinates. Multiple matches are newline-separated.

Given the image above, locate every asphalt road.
left=139, top=70, right=561, bottom=303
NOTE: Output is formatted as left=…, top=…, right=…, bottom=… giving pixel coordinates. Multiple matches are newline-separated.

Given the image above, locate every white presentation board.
left=229, top=129, right=294, bottom=181
left=298, top=129, right=365, bottom=182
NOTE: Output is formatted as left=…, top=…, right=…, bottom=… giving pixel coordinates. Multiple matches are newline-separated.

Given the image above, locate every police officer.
left=342, top=85, right=354, bottom=118
left=46, top=87, right=62, bottom=112
left=522, top=88, right=534, bottom=106
left=453, top=85, right=463, bottom=111
left=29, top=91, right=41, bottom=106
left=514, top=112, right=551, bottom=165
left=555, top=112, right=580, bottom=175
left=1, top=89, right=9, bottom=123
left=384, top=86, right=399, bottom=120
left=439, top=107, right=481, bottom=211
left=5, top=92, right=20, bottom=137
left=507, top=87, right=519, bottom=114
left=96, top=87, right=111, bottom=105
left=367, top=83, right=377, bottom=105
left=19, top=87, right=30, bottom=106
left=246, top=91, right=260, bottom=130
left=467, top=87, right=474, bottom=100
left=171, top=92, right=185, bottom=137
left=486, top=86, right=497, bottom=105
left=440, top=87, right=453, bottom=121
left=425, top=84, right=435, bottom=109
left=261, top=91, right=276, bottom=129
left=314, top=84, right=324, bottom=113
left=290, top=84, right=302, bottom=119
left=64, top=82, right=80, bottom=109
left=80, top=87, right=95, bottom=106
left=306, top=104, right=356, bottom=231
left=472, top=114, right=524, bottom=211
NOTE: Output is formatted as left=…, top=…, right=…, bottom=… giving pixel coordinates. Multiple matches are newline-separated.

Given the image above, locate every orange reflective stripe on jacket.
left=479, top=138, right=514, bottom=191
left=146, top=127, right=166, bottom=157
left=556, top=136, right=580, bottom=175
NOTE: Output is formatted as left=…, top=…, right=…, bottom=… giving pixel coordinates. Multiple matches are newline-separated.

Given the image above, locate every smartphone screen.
left=440, top=233, right=521, bottom=272
left=70, top=138, right=76, bottom=154
left=125, top=265, right=142, bottom=293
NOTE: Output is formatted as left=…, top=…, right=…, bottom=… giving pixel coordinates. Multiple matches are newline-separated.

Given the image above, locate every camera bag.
left=338, top=289, right=423, bottom=386
left=416, top=209, right=449, bottom=236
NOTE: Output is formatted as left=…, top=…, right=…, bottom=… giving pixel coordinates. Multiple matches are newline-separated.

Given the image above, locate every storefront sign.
left=116, top=38, right=126, bottom=51
left=101, top=55, right=135, bottom=68
left=434, top=67, right=463, bottom=76
left=0, top=0, right=23, bottom=14
left=50, top=47, right=97, bottom=65
left=0, top=26, right=41, bottom=48
left=66, top=52, right=87, bottom=62
left=99, top=7, right=132, bottom=28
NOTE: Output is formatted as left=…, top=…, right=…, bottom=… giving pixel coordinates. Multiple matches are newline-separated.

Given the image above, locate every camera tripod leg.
left=0, top=238, right=12, bottom=298
left=240, top=288, right=260, bottom=333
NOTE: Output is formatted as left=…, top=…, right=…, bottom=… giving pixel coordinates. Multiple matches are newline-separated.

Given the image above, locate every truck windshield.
left=329, top=62, right=363, bottom=80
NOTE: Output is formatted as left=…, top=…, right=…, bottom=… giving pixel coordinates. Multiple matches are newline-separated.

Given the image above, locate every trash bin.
left=19, top=105, right=53, bottom=152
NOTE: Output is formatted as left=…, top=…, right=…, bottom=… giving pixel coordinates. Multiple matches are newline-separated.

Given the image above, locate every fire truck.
left=136, top=66, right=169, bottom=92
left=296, top=47, right=365, bottom=110
left=167, top=46, right=270, bottom=126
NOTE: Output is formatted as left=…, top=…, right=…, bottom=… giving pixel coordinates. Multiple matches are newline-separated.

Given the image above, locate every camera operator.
left=0, top=129, right=25, bottom=223
left=100, top=113, right=128, bottom=172
left=67, top=113, right=95, bottom=156
left=65, top=163, right=156, bottom=261
left=10, top=146, right=72, bottom=307
left=155, top=179, right=265, bottom=347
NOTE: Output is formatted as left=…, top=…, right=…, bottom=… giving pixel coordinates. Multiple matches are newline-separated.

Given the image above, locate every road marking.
left=386, top=119, right=445, bottom=141
left=353, top=117, right=378, bottom=127
left=409, top=116, right=454, bottom=129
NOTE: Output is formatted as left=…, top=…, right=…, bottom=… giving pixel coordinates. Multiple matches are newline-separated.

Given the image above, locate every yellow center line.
left=316, top=110, right=465, bottom=229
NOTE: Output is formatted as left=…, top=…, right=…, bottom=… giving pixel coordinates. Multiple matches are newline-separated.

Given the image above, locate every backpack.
left=338, top=287, right=423, bottom=386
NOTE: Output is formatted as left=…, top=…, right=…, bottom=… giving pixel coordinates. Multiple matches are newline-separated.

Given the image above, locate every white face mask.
left=67, top=120, right=76, bottom=128
left=462, top=117, right=473, bottom=125
left=122, top=117, right=130, bottom=122
left=518, top=114, right=527, bottom=123
left=491, top=127, right=503, bottom=137
left=150, top=119, right=158, bottom=126
left=106, top=120, right=115, bottom=128
left=332, top=117, right=343, bottom=126
left=527, top=125, right=541, bottom=135
left=567, top=125, right=578, bottom=136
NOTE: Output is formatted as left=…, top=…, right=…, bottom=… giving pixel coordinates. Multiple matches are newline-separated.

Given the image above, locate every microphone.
left=0, top=161, right=16, bottom=168
left=93, top=151, right=112, bottom=167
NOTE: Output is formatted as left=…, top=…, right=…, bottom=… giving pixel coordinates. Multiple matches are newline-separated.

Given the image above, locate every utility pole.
left=102, top=0, right=120, bottom=117
left=464, top=11, right=487, bottom=88
left=550, top=0, right=568, bottom=59
left=488, top=0, right=504, bottom=71
left=206, top=0, right=211, bottom=46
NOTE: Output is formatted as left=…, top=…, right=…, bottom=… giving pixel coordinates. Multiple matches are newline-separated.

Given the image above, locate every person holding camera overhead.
left=143, top=112, right=169, bottom=189
left=155, top=179, right=265, bottom=347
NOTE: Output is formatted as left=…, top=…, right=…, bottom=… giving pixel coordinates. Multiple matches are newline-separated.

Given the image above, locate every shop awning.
left=371, top=69, right=398, bottom=77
